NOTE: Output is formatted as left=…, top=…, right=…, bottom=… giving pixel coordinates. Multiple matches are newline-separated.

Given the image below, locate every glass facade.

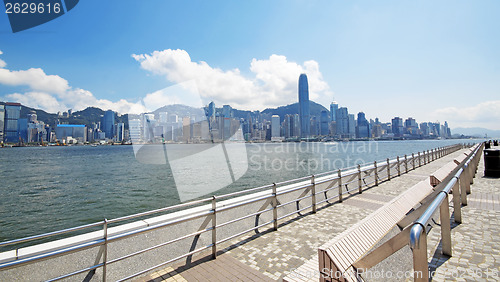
left=101, top=110, right=116, bottom=139
left=298, top=74, right=310, bottom=138
left=4, top=103, right=21, bottom=143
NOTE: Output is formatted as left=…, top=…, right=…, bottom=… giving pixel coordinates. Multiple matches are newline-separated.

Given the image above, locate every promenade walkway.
left=138, top=147, right=481, bottom=282
left=425, top=145, right=500, bottom=281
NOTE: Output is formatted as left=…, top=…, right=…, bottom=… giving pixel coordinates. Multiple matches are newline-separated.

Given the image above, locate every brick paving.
left=138, top=148, right=474, bottom=282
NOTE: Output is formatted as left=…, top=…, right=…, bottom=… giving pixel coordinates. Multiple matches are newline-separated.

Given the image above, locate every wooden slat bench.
left=430, top=161, right=458, bottom=187
left=315, top=179, right=434, bottom=282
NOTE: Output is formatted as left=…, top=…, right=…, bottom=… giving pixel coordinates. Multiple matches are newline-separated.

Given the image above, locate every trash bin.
left=484, top=149, right=500, bottom=177
left=494, top=140, right=499, bottom=146
left=485, top=141, right=491, bottom=149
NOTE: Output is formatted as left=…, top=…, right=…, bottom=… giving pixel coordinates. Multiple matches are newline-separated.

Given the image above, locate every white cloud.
left=133, top=49, right=334, bottom=110
left=0, top=53, right=144, bottom=114
left=432, top=100, right=500, bottom=130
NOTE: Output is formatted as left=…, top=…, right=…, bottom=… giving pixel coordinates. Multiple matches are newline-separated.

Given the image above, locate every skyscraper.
left=356, top=112, right=370, bottom=138
left=271, top=115, right=280, bottom=138
left=337, top=107, right=349, bottom=138
left=101, top=110, right=116, bottom=139
left=4, top=102, right=21, bottom=143
left=330, top=101, right=338, bottom=122
left=391, top=117, right=404, bottom=137
left=320, top=110, right=330, bottom=136
left=298, top=74, right=310, bottom=138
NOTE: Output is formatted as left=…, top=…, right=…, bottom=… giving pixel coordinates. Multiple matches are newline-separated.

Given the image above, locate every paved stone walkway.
left=138, top=148, right=473, bottom=282
left=426, top=146, right=500, bottom=281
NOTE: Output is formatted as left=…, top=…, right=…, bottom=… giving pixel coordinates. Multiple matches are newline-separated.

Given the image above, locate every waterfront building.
left=0, top=105, right=4, bottom=142
left=337, top=107, right=349, bottom=138
left=356, top=112, right=370, bottom=138
left=158, top=112, right=168, bottom=123
left=17, top=118, right=28, bottom=142
left=116, top=123, right=125, bottom=142
left=310, top=116, right=319, bottom=136
left=330, top=101, right=338, bottom=122
left=404, top=118, right=419, bottom=136
left=55, top=124, right=87, bottom=143
left=182, top=116, right=191, bottom=142
left=320, top=110, right=329, bottom=136
left=298, top=74, right=310, bottom=138
left=101, top=110, right=115, bottom=139
left=391, top=117, right=404, bottom=137
left=348, top=114, right=356, bottom=138
left=222, top=105, right=233, bottom=118
left=271, top=115, right=280, bottom=138
left=4, top=102, right=21, bottom=143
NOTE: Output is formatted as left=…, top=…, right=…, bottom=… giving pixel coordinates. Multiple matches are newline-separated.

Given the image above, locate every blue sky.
left=0, top=0, right=499, bottom=129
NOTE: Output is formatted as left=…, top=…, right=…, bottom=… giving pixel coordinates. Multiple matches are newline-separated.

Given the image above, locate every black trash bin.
left=484, top=149, right=500, bottom=177
left=494, top=140, right=499, bottom=146
left=485, top=141, right=491, bottom=149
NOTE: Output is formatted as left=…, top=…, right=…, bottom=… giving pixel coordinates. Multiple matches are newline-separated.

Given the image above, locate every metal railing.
left=409, top=143, right=483, bottom=281
left=0, top=143, right=467, bottom=281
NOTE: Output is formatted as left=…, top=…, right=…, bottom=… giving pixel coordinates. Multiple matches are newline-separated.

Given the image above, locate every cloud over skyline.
left=0, top=51, right=141, bottom=114
left=132, top=49, right=334, bottom=110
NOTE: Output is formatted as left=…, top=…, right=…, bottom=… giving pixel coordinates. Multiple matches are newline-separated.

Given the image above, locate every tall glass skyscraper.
left=330, top=101, right=338, bottom=122
left=4, top=102, right=21, bottom=143
left=101, top=110, right=116, bottom=139
left=298, top=74, right=310, bottom=138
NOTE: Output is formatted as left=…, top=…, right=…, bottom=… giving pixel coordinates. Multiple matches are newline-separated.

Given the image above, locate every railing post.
left=357, top=164, right=362, bottom=194
left=440, top=194, right=452, bottom=256
left=272, top=183, right=278, bottom=231
left=452, top=179, right=462, bottom=223
left=311, top=175, right=317, bottom=213
left=404, top=154, right=408, bottom=173
left=412, top=153, right=415, bottom=170
left=211, top=196, right=217, bottom=258
left=374, top=161, right=379, bottom=186
left=397, top=156, right=401, bottom=176
left=460, top=172, right=468, bottom=206
left=418, top=152, right=421, bottom=167
left=387, top=158, right=391, bottom=180
left=464, top=164, right=472, bottom=194
left=411, top=226, right=429, bottom=282
left=103, top=219, right=108, bottom=282
left=338, top=169, right=343, bottom=203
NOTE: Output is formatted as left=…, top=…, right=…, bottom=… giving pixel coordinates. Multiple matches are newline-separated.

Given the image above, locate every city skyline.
left=0, top=1, right=499, bottom=130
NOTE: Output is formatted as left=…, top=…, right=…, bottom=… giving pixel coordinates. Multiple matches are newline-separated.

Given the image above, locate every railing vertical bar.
left=272, top=183, right=278, bottom=230
left=211, top=196, right=217, bottom=259
left=338, top=170, right=343, bottom=203
left=103, top=219, right=108, bottom=282
left=357, top=164, right=362, bottom=194
left=311, top=175, right=317, bottom=213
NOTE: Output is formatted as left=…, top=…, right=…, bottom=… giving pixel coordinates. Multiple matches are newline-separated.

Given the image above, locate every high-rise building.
left=404, top=118, right=418, bottom=135
left=298, top=74, right=310, bottom=138
left=271, top=115, right=280, bottom=138
left=356, top=112, right=370, bottom=138
left=101, top=110, right=115, bottom=139
left=0, top=105, right=4, bottom=142
left=348, top=114, right=356, bottom=138
left=4, top=102, right=21, bottom=143
left=337, top=107, right=349, bottom=138
left=320, top=110, right=330, bottom=136
left=330, top=101, right=338, bottom=122
left=116, top=123, right=125, bottom=141
left=391, top=117, right=404, bottom=137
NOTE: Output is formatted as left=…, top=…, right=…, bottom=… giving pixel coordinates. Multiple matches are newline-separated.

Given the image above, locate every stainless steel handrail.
left=409, top=143, right=482, bottom=282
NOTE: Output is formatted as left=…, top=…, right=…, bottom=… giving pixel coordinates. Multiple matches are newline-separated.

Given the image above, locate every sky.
left=0, top=0, right=499, bottom=129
